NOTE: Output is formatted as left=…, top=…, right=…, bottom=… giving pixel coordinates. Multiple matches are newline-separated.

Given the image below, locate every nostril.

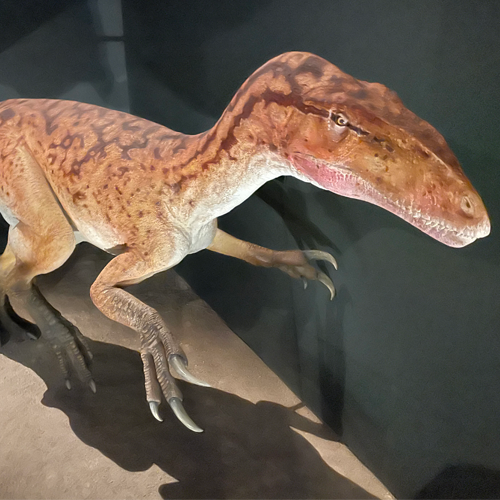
left=460, top=195, right=475, bottom=217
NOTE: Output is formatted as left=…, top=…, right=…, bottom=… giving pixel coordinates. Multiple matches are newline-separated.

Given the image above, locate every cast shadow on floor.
left=1, top=333, right=375, bottom=499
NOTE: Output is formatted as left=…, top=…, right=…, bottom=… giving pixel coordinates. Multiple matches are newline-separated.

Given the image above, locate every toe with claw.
left=141, top=331, right=207, bottom=432
left=149, top=401, right=163, bottom=422
left=169, top=397, right=203, bottom=433
left=170, top=354, right=211, bottom=388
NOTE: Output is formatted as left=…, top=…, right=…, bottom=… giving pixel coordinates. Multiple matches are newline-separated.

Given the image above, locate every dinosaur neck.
left=174, top=97, right=300, bottom=220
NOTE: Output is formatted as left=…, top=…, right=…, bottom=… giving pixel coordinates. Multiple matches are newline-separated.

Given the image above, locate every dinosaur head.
left=262, top=52, right=490, bottom=247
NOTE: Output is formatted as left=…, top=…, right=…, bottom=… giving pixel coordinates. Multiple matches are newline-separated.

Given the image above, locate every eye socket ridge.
left=331, top=113, right=349, bottom=127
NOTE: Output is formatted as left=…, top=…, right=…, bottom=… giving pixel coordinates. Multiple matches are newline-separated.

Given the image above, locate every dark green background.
left=1, top=1, right=499, bottom=497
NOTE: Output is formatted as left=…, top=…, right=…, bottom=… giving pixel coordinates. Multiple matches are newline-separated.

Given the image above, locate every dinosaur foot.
left=277, top=249, right=338, bottom=299
left=140, top=330, right=210, bottom=432
left=18, top=283, right=94, bottom=391
left=0, top=294, right=41, bottom=345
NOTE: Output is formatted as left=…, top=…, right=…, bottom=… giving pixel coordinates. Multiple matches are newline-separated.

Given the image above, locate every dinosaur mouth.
left=294, top=155, right=490, bottom=248
left=331, top=167, right=490, bottom=248
left=382, top=198, right=490, bottom=248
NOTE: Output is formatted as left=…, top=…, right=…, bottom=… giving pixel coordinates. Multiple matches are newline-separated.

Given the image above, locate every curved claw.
left=317, top=271, right=336, bottom=300
left=26, top=331, right=39, bottom=341
left=170, top=355, right=211, bottom=388
left=149, top=401, right=163, bottom=422
left=303, top=250, right=338, bottom=270
left=89, top=379, right=97, bottom=394
left=169, top=397, right=203, bottom=433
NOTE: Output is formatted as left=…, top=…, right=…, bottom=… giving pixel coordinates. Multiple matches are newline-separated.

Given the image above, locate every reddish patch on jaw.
left=291, top=153, right=351, bottom=195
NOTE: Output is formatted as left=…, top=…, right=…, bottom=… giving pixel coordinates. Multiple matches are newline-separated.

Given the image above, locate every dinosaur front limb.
left=90, top=251, right=208, bottom=432
left=207, top=229, right=337, bottom=298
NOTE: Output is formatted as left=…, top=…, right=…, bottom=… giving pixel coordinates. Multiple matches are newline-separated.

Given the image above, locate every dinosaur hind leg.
left=90, top=247, right=209, bottom=431
left=0, top=145, right=92, bottom=388
left=0, top=244, right=41, bottom=345
left=3, top=221, right=94, bottom=389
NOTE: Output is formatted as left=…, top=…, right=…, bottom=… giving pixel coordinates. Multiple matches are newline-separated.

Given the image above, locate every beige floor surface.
left=0, top=244, right=393, bottom=499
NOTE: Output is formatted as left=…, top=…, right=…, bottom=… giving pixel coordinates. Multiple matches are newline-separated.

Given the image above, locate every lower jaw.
left=384, top=204, right=476, bottom=248
left=332, top=183, right=477, bottom=248
left=332, top=181, right=477, bottom=248
left=415, top=222, right=475, bottom=248
left=340, top=176, right=478, bottom=248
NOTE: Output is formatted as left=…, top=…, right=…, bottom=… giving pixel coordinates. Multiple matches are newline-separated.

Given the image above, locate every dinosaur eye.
left=333, top=114, right=348, bottom=127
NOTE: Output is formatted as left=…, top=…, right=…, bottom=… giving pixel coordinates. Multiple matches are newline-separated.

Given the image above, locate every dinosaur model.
left=0, top=52, right=490, bottom=432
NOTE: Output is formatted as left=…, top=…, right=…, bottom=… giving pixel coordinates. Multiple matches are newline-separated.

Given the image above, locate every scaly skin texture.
left=0, top=52, right=490, bottom=430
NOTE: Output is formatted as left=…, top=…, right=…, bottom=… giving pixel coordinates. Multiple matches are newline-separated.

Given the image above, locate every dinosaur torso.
left=0, top=99, right=289, bottom=256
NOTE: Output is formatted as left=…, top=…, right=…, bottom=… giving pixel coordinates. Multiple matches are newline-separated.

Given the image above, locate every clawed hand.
left=278, top=250, right=338, bottom=299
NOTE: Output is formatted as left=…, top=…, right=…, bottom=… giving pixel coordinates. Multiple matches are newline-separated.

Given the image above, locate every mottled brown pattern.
left=0, top=52, right=486, bottom=257
left=0, top=99, right=208, bottom=251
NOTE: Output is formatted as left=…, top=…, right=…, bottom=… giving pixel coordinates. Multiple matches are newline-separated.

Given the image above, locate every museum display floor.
left=0, top=244, right=392, bottom=499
